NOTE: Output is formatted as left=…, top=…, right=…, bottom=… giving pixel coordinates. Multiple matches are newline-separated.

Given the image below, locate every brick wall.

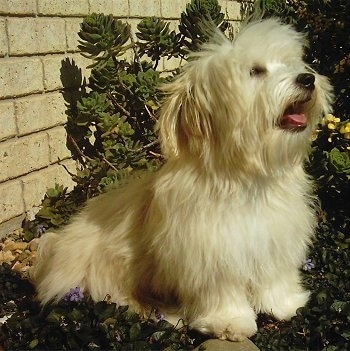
left=0, top=0, right=244, bottom=236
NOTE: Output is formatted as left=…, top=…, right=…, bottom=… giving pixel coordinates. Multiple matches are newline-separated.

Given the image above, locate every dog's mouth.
left=279, top=100, right=310, bottom=132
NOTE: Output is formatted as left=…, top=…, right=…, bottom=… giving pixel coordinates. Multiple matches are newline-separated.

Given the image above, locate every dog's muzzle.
left=279, top=73, right=315, bottom=132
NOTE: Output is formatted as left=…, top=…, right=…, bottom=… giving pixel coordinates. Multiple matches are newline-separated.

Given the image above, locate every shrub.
left=0, top=262, right=198, bottom=350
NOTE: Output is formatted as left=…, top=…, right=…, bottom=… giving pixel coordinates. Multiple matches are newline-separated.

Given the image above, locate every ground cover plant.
left=1, top=0, right=349, bottom=350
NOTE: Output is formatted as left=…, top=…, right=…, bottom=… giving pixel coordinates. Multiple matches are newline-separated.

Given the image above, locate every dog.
left=32, top=19, right=333, bottom=341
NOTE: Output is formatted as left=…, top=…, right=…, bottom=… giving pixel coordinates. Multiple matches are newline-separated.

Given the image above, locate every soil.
left=0, top=229, right=38, bottom=278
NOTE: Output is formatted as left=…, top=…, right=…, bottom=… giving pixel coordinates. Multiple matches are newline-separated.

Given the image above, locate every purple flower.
left=115, top=331, right=122, bottom=342
left=155, top=309, right=165, bottom=321
left=322, top=338, right=330, bottom=347
left=64, top=287, right=84, bottom=302
left=303, top=259, right=315, bottom=271
left=37, top=224, right=46, bottom=235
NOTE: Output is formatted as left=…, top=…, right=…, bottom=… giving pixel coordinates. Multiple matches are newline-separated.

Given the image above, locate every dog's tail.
left=31, top=226, right=96, bottom=304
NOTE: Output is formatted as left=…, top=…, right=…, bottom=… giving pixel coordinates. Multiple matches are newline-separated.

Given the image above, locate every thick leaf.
left=129, top=322, right=142, bottom=340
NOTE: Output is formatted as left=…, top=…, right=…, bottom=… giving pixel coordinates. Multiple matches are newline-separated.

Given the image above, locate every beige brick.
left=38, top=0, right=89, bottom=16
left=0, top=100, right=17, bottom=141
left=160, top=0, right=188, bottom=18
left=65, top=18, right=83, bottom=52
left=128, top=18, right=140, bottom=40
left=8, top=18, right=66, bottom=55
left=226, top=20, right=241, bottom=40
left=89, top=0, right=130, bottom=17
left=42, top=54, right=67, bottom=91
left=0, top=57, right=44, bottom=98
left=57, top=158, right=77, bottom=183
left=0, top=18, right=8, bottom=57
left=22, top=160, right=76, bottom=214
left=0, top=0, right=37, bottom=15
left=42, top=53, right=90, bottom=91
left=129, top=0, right=161, bottom=17
left=0, top=132, right=50, bottom=182
left=47, top=126, right=72, bottom=163
left=0, top=179, right=25, bottom=223
left=0, top=214, right=25, bottom=239
left=167, top=19, right=180, bottom=33
left=219, top=0, right=241, bottom=20
left=162, top=55, right=184, bottom=72
left=15, top=92, right=67, bottom=136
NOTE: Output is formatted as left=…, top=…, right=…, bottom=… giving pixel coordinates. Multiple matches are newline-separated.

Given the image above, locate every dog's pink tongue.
left=280, top=113, right=307, bottom=130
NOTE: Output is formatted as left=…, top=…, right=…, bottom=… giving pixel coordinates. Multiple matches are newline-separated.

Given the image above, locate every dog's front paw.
left=191, top=315, right=257, bottom=342
left=217, top=316, right=258, bottom=341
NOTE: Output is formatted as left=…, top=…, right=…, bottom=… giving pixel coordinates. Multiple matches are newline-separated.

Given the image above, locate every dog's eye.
left=250, top=66, right=267, bottom=77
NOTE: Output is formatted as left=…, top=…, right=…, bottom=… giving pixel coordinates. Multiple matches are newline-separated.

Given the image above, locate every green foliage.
left=0, top=264, right=35, bottom=320
left=307, top=118, right=350, bottom=228
left=0, top=264, right=198, bottom=350
left=136, top=17, right=178, bottom=64
left=179, top=0, right=229, bottom=53
left=78, top=13, right=131, bottom=69
left=328, top=148, right=350, bottom=174
left=247, top=0, right=295, bottom=20
left=22, top=184, right=87, bottom=242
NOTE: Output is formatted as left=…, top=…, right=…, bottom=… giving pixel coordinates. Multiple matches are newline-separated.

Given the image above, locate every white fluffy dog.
left=33, top=19, right=333, bottom=341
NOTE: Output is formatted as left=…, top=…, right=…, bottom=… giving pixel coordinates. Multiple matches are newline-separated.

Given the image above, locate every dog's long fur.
left=33, top=19, right=333, bottom=341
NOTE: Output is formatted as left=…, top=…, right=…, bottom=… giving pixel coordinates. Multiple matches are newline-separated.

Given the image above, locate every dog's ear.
left=157, top=32, right=237, bottom=159
left=157, top=69, right=216, bottom=159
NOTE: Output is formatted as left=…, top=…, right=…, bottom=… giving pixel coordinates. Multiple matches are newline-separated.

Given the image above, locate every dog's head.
left=157, top=19, right=333, bottom=175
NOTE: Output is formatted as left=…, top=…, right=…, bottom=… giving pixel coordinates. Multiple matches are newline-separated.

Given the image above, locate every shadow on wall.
left=59, top=58, right=92, bottom=164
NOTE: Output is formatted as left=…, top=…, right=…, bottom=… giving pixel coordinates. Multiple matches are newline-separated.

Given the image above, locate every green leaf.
left=151, top=330, right=168, bottom=342
left=46, top=310, right=62, bottom=324
left=316, top=290, right=329, bottom=305
left=329, top=148, right=350, bottom=174
left=28, top=339, right=39, bottom=349
left=129, top=322, right=142, bottom=340
left=341, top=330, right=350, bottom=340
left=94, top=301, right=117, bottom=321
left=331, top=301, right=350, bottom=315
left=128, top=340, right=150, bottom=350
left=67, top=307, right=84, bottom=321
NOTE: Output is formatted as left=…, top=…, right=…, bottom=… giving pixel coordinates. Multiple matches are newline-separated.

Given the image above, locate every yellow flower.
left=324, top=114, right=341, bottom=130
left=340, top=123, right=350, bottom=134
left=324, top=114, right=340, bottom=123
left=324, top=113, right=334, bottom=121
left=340, top=122, right=350, bottom=139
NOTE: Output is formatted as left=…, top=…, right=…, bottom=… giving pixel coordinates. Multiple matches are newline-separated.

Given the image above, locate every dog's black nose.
left=296, top=73, right=315, bottom=90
